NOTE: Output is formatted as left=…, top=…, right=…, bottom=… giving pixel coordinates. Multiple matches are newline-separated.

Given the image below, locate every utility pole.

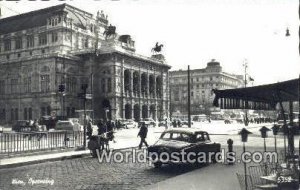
left=187, top=65, right=191, bottom=128
left=243, top=60, right=249, bottom=126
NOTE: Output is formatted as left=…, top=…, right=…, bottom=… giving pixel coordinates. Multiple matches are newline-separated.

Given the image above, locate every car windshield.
left=160, top=132, right=193, bottom=142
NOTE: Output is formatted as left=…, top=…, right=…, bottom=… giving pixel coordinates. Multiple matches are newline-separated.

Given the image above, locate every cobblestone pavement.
left=0, top=149, right=204, bottom=190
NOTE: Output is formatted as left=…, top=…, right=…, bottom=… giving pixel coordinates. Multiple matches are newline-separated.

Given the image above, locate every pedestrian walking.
left=106, top=120, right=116, bottom=143
left=177, top=120, right=181, bottom=127
left=138, top=122, right=148, bottom=149
left=172, top=119, right=177, bottom=128
left=87, top=119, right=93, bottom=139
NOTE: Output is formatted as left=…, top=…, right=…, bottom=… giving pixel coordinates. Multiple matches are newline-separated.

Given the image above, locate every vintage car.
left=123, top=119, right=138, bottom=129
left=181, top=120, right=194, bottom=126
left=12, top=120, right=32, bottom=132
left=139, top=118, right=157, bottom=127
left=147, top=128, right=221, bottom=168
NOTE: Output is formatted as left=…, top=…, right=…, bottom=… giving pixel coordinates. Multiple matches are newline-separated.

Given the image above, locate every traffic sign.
left=77, top=93, right=92, bottom=100
left=85, top=94, right=92, bottom=100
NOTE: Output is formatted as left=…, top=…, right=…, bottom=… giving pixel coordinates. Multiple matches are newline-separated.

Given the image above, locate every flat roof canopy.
left=213, top=78, right=299, bottom=110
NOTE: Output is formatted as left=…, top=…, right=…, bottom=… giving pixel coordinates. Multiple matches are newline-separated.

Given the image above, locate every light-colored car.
left=140, top=118, right=157, bottom=127
left=123, top=119, right=138, bottom=129
left=68, top=118, right=84, bottom=131
left=0, top=126, right=3, bottom=133
left=55, top=120, right=81, bottom=132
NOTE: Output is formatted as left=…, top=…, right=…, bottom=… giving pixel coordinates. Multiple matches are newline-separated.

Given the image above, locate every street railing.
left=0, top=130, right=84, bottom=157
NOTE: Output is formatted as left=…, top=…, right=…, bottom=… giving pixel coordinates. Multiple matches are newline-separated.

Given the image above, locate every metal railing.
left=0, top=131, right=84, bottom=157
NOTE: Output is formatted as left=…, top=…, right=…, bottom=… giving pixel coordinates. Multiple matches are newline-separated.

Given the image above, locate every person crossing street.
left=137, top=122, right=148, bottom=149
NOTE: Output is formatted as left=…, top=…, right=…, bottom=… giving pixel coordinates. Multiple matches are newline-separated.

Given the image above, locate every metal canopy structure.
left=213, top=78, right=299, bottom=110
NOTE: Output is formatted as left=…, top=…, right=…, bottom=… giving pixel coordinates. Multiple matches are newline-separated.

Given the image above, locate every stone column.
left=130, top=70, right=133, bottom=97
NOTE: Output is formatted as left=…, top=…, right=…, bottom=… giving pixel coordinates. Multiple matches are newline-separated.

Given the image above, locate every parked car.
left=158, top=120, right=168, bottom=127
left=278, top=119, right=299, bottom=134
left=68, top=118, right=84, bottom=131
left=39, top=115, right=57, bottom=130
left=147, top=128, right=221, bottom=168
left=139, top=118, right=157, bottom=127
left=224, top=119, right=232, bottom=124
left=55, top=120, right=81, bottom=132
left=0, top=126, right=3, bottom=133
left=181, top=120, right=194, bottom=126
left=122, top=119, right=138, bottom=129
left=12, top=120, right=31, bottom=132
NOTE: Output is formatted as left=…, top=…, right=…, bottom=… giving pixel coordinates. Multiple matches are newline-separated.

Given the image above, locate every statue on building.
left=97, top=10, right=107, bottom=20
left=151, top=42, right=164, bottom=54
left=103, top=24, right=116, bottom=40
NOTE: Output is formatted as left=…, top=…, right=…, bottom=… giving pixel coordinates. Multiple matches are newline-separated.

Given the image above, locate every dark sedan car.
left=12, top=120, right=30, bottom=132
left=147, top=128, right=221, bottom=168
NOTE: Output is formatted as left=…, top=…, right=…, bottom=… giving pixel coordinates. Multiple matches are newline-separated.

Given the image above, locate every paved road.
left=0, top=149, right=206, bottom=190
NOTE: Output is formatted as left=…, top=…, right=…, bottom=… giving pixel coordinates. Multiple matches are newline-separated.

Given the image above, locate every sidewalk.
left=0, top=127, right=164, bottom=168
left=0, top=122, right=294, bottom=169
left=139, top=146, right=273, bottom=190
left=139, top=163, right=244, bottom=190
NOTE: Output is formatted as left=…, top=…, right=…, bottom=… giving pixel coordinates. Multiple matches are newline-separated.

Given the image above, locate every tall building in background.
left=0, top=4, right=170, bottom=123
left=170, top=60, right=243, bottom=116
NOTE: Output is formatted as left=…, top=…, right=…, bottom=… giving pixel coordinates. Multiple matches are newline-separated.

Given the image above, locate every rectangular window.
left=0, top=80, right=5, bottom=94
left=11, top=108, right=14, bottom=121
left=101, top=78, right=106, bottom=92
left=41, top=107, right=46, bottom=116
left=24, top=77, right=31, bottom=93
left=174, top=90, right=179, bottom=101
left=15, top=37, right=23, bottom=49
left=0, top=109, right=6, bottom=121
left=39, top=33, right=47, bottom=45
left=41, top=75, right=50, bottom=92
left=27, top=35, right=34, bottom=48
left=28, top=108, right=32, bottom=120
left=67, top=77, right=77, bottom=92
left=84, top=38, right=89, bottom=48
left=51, top=32, right=58, bottom=43
left=4, top=40, right=11, bottom=51
left=24, top=108, right=28, bottom=120
left=107, top=78, right=111, bottom=93
left=11, top=79, right=18, bottom=93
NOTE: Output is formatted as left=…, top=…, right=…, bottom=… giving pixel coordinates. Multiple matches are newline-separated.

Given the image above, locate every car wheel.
left=153, top=161, right=162, bottom=168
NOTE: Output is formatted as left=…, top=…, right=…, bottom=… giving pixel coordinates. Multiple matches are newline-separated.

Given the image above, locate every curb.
left=0, top=146, right=139, bottom=169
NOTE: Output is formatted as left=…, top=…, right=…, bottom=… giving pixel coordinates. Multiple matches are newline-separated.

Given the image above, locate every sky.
left=0, top=0, right=299, bottom=85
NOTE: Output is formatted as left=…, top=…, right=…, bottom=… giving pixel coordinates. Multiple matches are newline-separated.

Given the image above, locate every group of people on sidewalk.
left=87, top=119, right=115, bottom=142
left=86, top=118, right=150, bottom=150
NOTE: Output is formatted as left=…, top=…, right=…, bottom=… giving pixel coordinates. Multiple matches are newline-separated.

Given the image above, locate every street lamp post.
left=243, top=61, right=249, bottom=126
left=239, top=128, right=252, bottom=190
left=272, top=124, right=280, bottom=154
left=259, top=126, right=271, bottom=175
left=272, top=124, right=280, bottom=167
left=187, top=65, right=191, bottom=128
left=259, top=126, right=271, bottom=153
left=104, top=108, right=109, bottom=122
left=81, top=84, right=88, bottom=149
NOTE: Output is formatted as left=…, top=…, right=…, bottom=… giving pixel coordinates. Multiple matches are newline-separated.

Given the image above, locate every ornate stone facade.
left=0, top=4, right=170, bottom=123
left=170, top=60, right=243, bottom=115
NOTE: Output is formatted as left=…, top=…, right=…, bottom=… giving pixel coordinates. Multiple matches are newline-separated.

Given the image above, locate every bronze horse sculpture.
left=151, top=42, right=163, bottom=54
left=103, top=25, right=116, bottom=39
